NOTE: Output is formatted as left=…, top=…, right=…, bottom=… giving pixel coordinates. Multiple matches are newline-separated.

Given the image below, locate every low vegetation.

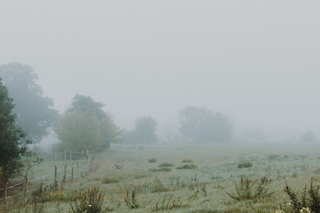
left=3, top=143, right=320, bottom=213
left=176, top=164, right=197, bottom=169
left=148, top=158, right=157, bottom=163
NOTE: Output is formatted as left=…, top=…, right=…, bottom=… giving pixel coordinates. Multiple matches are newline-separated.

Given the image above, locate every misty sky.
left=1, top=1, right=320, bottom=142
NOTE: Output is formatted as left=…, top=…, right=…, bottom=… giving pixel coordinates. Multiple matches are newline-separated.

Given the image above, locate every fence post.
left=86, top=159, right=88, bottom=172
left=5, top=182, right=8, bottom=209
left=54, top=165, right=58, bottom=190
left=77, top=160, right=79, bottom=177
left=24, top=174, right=28, bottom=202
left=65, top=150, right=67, bottom=161
left=63, top=164, right=67, bottom=183
left=72, top=161, right=74, bottom=182
left=40, top=172, right=43, bottom=195
left=70, top=150, right=72, bottom=161
left=55, top=151, right=57, bottom=161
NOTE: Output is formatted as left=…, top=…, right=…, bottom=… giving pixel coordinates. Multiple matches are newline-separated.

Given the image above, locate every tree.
left=123, top=116, right=158, bottom=144
left=177, top=106, right=232, bottom=143
left=54, top=94, right=122, bottom=151
left=54, top=109, right=103, bottom=152
left=300, top=130, right=316, bottom=142
left=0, top=77, right=30, bottom=183
left=67, top=94, right=123, bottom=148
left=0, top=62, right=59, bottom=144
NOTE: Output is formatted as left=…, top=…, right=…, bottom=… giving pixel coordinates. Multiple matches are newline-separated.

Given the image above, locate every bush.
left=182, top=159, right=193, bottom=163
left=70, top=186, right=112, bottom=212
left=226, top=176, right=274, bottom=200
left=158, top=162, right=175, bottom=167
left=102, top=176, right=120, bottom=184
left=148, top=158, right=157, bottom=163
left=236, top=161, right=252, bottom=168
left=176, top=164, right=197, bottom=169
left=280, top=178, right=320, bottom=213
left=149, top=167, right=172, bottom=172
left=268, top=154, right=280, bottom=160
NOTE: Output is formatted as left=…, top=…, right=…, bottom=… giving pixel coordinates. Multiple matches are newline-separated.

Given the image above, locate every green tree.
left=124, top=116, right=158, bottom=144
left=0, top=77, right=30, bottom=183
left=178, top=106, right=232, bottom=143
left=54, top=109, right=103, bottom=152
left=68, top=94, right=123, bottom=148
left=0, top=62, right=59, bottom=144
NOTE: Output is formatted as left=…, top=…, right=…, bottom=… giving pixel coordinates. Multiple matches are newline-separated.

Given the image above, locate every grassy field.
left=2, top=142, right=320, bottom=212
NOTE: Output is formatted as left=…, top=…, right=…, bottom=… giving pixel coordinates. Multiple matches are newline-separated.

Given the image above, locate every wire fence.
left=0, top=150, right=92, bottom=210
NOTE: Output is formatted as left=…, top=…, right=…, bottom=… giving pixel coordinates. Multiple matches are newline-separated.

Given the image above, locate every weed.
left=236, top=161, right=253, bottom=168
left=176, top=164, right=197, bottom=169
left=134, top=173, right=151, bottom=179
left=226, top=176, right=274, bottom=200
left=123, top=185, right=139, bottom=209
left=148, top=158, right=157, bottom=163
left=102, top=176, right=120, bottom=184
left=268, top=154, right=280, bottom=160
left=70, top=186, right=112, bottom=212
left=158, top=162, right=175, bottom=167
left=280, top=178, right=320, bottom=213
left=149, top=167, right=172, bottom=172
left=209, top=175, right=223, bottom=180
left=182, top=159, right=193, bottom=163
left=112, top=164, right=123, bottom=169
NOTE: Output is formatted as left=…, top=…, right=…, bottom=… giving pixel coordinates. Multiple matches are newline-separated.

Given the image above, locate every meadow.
left=2, top=142, right=320, bottom=212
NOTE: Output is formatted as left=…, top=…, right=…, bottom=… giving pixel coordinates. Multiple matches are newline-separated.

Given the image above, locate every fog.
left=1, top=1, right=320, bottom=143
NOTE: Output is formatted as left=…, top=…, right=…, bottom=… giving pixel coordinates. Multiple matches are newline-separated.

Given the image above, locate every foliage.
left=102, top=176, right=120, bottom=184
left=112, top=164, right=123, bottom=169
left=70, top=186, right=112, bottom=212
left=0, top=77, right=31, bottom=183
left=158, top=162, right=175, bottom=167
left=54, top=109, right=103, bottom=152
left=182, top=159, right=193, bottom=163
left=236, top=161, right=253, bottom=168
left=268, top=154, right=280, bottom=160
left=176, top=164, right=198, bottom=169
left=300, top=131, right=316, bottom=142
left=149, top=167, right=172, bottom=172
left=123, top=116, right=158, bottom=144
left=68, top=94, right=123, bottom=149
left=148, top=158, right=157, bottom=163
left=280, top=178, right=320, bottom=213
left=123, top=186, right=139, bottom=209
left=0, top=62, right=59, bottom=144
left=226, top=176, right=274, bottom=201
left=177, top=106, right=232, bottom=143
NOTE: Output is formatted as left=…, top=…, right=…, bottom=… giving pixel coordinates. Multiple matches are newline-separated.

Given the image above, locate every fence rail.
left=0, top=150, right=92, bottom=210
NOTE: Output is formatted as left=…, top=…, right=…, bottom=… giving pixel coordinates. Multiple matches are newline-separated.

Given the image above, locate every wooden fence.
left=0, top=150, right=92, bottom=210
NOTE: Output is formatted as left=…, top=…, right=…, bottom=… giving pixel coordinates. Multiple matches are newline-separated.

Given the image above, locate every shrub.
left=158, top=162, right=175, bottom=167
left=226, top=176, right=274, bottom=200
left=70, top=186, right=112, bottom=212
left=182, top=159, right=193, bottom=163
left=176, top=164, right=197, bottom=169
left=112, top=164, right=123, bottom=169
left=102, top=176, right=120, bottom=184
left=148, top=158, right=157, bottom=163
left=268, top=154, right=280, bottom=160
left=236, top=161, right=252, bottom=168
left=149, top=167, right=172, bottom=172
left=134, top=173, right=151, bottom=179
left=280, top=178, right=320, bottom=213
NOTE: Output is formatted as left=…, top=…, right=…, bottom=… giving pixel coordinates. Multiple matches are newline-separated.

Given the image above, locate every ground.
left=2, top=142, right=320, bottom=212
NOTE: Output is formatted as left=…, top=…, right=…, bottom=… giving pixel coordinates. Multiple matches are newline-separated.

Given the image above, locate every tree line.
left=0, top=62, right=234, bottom=185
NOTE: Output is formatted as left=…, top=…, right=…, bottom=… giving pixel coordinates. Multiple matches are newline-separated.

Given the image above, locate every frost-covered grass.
left=3, top=142, right=320, bottom=212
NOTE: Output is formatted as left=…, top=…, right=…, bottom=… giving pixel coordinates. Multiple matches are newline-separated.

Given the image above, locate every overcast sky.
left=1, top=1, right=320, bottom=142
